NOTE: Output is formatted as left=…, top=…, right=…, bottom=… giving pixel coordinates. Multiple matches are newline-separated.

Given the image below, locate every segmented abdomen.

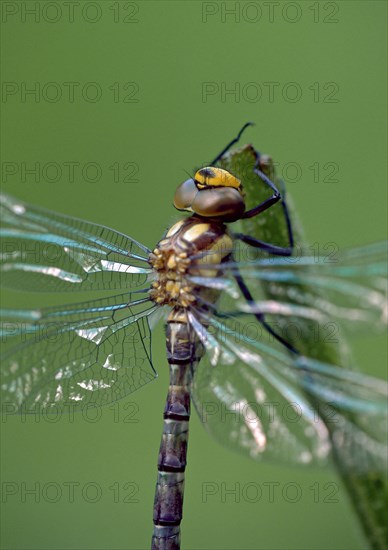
left=151, top=216, right=233, bottom=550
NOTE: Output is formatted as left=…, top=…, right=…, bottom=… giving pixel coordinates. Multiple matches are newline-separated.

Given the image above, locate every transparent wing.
left=0, top=193, right=153, bottom=292
left=1, top=290, right=159, bottom=413
left=188, top=241, right=387, bottom=336
left=188, top=241, right=387, bottom=472
left=189, top=308, right=387, bottom=473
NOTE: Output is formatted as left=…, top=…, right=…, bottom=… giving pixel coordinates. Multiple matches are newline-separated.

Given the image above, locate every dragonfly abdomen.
left=152, top=308, right=204, bottom=550
left=151, top=217, right=233, bottom=549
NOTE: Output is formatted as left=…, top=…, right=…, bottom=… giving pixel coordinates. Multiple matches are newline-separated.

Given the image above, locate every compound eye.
left=173, top=170, right=246, bottom=221
left=191, top=187, right=245, bottom=222
left=174, top=179, right=198, bottom=211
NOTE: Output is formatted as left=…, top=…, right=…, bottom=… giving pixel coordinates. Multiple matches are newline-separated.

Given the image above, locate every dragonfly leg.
left=232, top=149, right=296, bottom=348
left=233, top=232, right=293, bottom=256
left=210, top=122, right=254, bottom=165
left=233, top=265, right=299, bottom=354
left=232, top=149, right=294, bottom=256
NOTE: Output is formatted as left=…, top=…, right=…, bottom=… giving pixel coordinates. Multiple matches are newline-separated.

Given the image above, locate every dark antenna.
left=210, top=122, right=254, bottom=165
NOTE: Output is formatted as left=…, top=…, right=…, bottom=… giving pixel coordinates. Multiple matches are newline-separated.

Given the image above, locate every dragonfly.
left=1, top=124, right=387, bottom=550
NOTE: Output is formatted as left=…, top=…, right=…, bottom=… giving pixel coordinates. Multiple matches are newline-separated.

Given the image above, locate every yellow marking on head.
left=183, top=223, right=211, bottom=243
left=194, top=167, right=241, bottom=190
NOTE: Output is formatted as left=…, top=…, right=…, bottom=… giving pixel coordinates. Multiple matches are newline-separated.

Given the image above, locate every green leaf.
left=219, top=144, right=388, bottom=550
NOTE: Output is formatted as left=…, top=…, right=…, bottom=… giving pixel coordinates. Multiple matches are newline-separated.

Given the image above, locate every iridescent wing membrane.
left=0, top=193, right=158, bottom=413
left=0, top=193, right=152, bottom=292
left=187, top=241, right=388, bottom=472
left=1, top=193, right=387, bottom=474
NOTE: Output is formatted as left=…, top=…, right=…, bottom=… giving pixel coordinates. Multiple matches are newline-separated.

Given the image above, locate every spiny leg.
left=234, top=150, right=294, bottom=256
left=233, top=264, right=299, bottom=354
left=232, top=150, right=297, bottom=351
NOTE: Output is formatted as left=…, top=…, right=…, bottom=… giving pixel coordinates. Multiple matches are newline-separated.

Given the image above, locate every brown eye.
left=173, top=179, right=198, bottom=211
left=173, top=168, right=246, bottom=222
left=191, top=187, right=245, bottom=222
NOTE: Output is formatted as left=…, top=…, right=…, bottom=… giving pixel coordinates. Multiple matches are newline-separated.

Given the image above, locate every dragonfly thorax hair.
left=149, top=246, right=193, bottom=308
left=149, top=216, right=234, bottom=309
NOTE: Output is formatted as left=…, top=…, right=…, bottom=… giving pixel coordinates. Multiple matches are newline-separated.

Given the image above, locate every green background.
left=1, top=1, right=386, bottom=549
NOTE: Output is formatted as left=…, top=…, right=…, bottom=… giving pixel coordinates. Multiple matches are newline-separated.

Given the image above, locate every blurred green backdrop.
left=1, top=1, right=386, bottom=549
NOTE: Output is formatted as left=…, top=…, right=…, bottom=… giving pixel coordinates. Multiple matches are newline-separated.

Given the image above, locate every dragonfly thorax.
left=149, top=246, right=194, bottom=308
left=148, top=216, right=233, bottom=309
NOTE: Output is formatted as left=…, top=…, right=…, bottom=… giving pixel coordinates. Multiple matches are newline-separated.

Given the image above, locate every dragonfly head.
left=173, top=167, right=245, bottom=222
